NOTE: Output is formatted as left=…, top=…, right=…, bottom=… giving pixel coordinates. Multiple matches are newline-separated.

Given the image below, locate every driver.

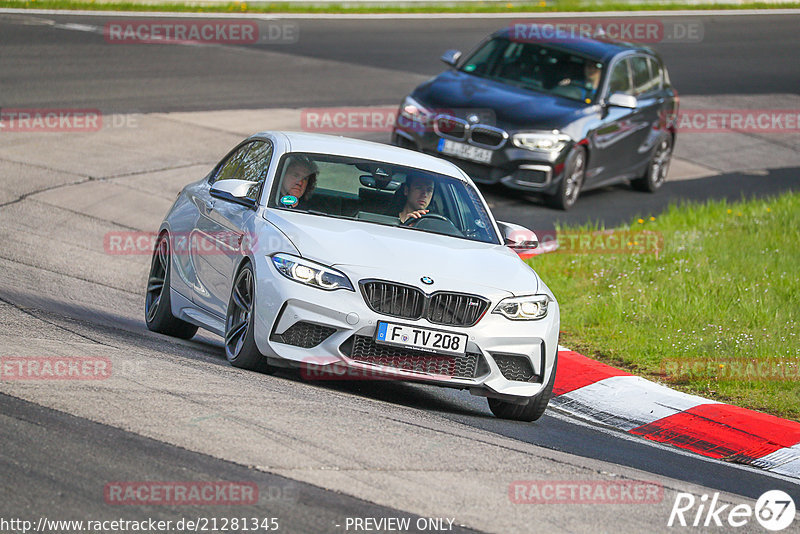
left=398, top=174, right=435, bottom=223
left=558, top=60, right=602, bottom=97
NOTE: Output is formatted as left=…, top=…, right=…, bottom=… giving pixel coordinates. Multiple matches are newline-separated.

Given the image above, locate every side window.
left=647, top=57, right=664, bottom=91
left=631, top=56, right=659, bottom=95
left=238, top=140, right=274, bottom=202
left=213, top=144, right=251, bottom=183
left=239, top=141, right=273, bottom=183
left=608, top=59, right=632, bottom=95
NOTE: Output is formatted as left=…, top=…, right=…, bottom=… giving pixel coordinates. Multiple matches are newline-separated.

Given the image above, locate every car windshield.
left=268, top=152, right=500, bottom=244
left=460, top=37, right=605, bottom=103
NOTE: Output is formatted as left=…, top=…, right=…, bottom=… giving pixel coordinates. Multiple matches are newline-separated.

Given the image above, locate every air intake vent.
left=270, top=321, right=336, bottom=348
left=342, top=335, right=482, bottom=379
left=493, top=354, right=537, bottom=382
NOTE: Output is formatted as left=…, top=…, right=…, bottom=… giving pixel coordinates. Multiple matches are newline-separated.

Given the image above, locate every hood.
left=415, top=70, right=592, bottom=132
left=264, top=210, right=539, bottom=297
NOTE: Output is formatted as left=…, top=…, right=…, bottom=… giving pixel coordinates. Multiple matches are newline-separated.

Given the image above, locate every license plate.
left=437, top=138, right=493, bottom=164
left=375, top=321, right=468, bottom=356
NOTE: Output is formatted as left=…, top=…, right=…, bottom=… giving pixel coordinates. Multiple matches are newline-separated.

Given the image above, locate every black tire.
left=632, top=135, right=672, bottom=192
left=145, top=233, right=198, bottom=339
left=224, top=262, right=273, bottom=373
left=546, top=146, right=586, bottom=211
left=487, top=356, right=558, bottom=422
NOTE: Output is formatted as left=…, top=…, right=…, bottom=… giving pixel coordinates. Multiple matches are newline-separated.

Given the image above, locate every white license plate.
left=375, top=321, right=468, bottom=356
left=437, top=138, right=493, bottom=164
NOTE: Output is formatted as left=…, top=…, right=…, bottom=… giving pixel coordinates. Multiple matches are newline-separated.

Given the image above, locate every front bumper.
left=392, top=124, right=572, bottom=197
left=251, top=258, right=560, bottom=400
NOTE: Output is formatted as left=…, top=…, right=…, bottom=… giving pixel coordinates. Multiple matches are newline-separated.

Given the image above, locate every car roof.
left=253, top=131, right=470, bottom=180
left=492, top=26, right=655, bottom=62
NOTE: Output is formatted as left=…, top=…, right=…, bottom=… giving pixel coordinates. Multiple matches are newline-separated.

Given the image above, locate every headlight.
left=493, top=295, right=551, bottom=320
left=399, top=96, right=432, bottom=123
left=512, top=132, right=571, bottom=153
left=271, top=254, right=354, bottom=291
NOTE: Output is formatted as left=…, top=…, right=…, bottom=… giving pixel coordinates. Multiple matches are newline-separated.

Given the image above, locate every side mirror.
left=606, top=92, right=638, bottom=109
left=440, top=49, right=462, bottom=67
left=497, top=221, right=538, bottom=250
left=210, top=179, right=259, bottom=207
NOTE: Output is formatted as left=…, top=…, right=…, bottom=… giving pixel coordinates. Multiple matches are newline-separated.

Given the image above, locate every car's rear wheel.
left=145, top=233, right=198, bottom=339
left=632, top=136, right=672, bottom=192
left=546, top=146, right=585, bottom=211
left=487, top=357, right=557, bottom=422
left=225, top=262, right=272, bottom=373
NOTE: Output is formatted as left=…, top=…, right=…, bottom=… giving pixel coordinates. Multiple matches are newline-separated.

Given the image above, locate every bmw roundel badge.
left=421, top=276, right=434, bottom=285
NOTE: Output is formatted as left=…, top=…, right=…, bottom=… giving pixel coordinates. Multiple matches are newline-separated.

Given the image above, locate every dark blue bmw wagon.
left=392, top=26, right=679, bottom=210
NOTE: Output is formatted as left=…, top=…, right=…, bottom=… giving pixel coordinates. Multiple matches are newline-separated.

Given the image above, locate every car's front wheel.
left=632, top=135, right=672, bottom=192
left=145, top=233, right=198, bottom=339
left=487, top=357, right=557, bottom=422
left=546, top=146, right=586, bottom=211
left=225, top=262, right=272, bottom=373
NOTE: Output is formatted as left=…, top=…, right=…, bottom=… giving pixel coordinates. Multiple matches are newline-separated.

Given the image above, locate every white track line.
left=2, top=8, right=800, bottom=19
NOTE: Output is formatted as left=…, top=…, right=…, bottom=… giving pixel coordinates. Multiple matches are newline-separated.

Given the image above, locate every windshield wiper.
left=305, top=210, right=352, bottom=220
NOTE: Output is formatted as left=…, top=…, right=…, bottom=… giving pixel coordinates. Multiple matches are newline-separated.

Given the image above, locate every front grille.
left=361, top=281, right=424, bottom=320
left=469, top=126, right=506, bottom=149
left=427, top=292, right=489, bottom=327
left=343, top=335, right=481, bottom=379
left=360, top=281, right=489, bottom=327
left=270, top=321, right=336, bottom=348
left=435, top=116, right=467, bottom=140
left=493, top=354, right=537, bottom=382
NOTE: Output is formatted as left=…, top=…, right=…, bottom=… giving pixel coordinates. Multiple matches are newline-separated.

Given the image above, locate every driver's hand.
left=405, top=209, right=429, bottom=222
left=558, top=78, right=571, bottom=86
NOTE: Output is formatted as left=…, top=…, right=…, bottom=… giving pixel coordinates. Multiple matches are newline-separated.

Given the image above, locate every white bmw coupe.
left=146, top=132, right=560, bottom=421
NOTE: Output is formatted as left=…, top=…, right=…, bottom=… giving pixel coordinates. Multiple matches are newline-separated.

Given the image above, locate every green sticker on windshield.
left=280, top=195, right=298, bottom=207
left=463, top=64, right=476, bottom=72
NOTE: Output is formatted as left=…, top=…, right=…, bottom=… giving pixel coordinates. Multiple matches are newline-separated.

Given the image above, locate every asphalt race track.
left=0, top=10, right=799, bottom=534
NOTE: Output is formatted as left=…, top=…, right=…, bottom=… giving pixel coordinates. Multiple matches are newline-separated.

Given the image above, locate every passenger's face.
left=282, top=164, right=311, bottom=198
left=405, top=178, right=434, bottom=210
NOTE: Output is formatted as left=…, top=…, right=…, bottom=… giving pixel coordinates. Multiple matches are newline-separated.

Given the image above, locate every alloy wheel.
left=226, top=267, right=253, bottom=360
left=649, top=138, right=672, bottom=188
left=145, top=237, right=169, bottom=323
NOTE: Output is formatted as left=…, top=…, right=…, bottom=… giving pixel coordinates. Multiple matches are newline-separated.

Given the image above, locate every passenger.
left=279, top=155, right=318, bottom=208
left=398, top=174, right=435, bottom=223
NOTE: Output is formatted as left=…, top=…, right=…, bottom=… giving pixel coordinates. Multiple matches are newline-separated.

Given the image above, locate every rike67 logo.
left=668, top=490, right=795, bottom=531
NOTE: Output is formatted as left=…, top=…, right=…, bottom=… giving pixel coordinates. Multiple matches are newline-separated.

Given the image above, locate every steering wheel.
left=402, top=213, right=451, bottom=227
left=402, top=214, right=464, bottom=237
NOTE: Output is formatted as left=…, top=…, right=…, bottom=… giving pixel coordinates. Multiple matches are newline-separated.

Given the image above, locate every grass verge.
left=1, top=0, right=799, bottom=14
left=530, top=191, right=800, bottom=421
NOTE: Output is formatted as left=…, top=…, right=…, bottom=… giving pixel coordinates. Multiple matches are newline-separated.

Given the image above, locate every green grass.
left=2, top=0, right=800, bottom=13
left=531, top=192, right=800, bottom=420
